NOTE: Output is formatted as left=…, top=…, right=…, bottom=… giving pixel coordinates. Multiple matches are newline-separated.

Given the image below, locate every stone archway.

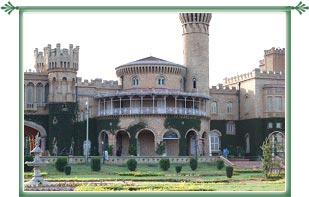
left=98, top=130, right=111, bottom=156
left=115, top=130, right=130, bottom=156
left=162, top=129, right=180, bottom=156
left=185, top=130, right=198, bottom=156
left=136, top=129, right=156, bottom=156
left=24, top=120, right=47, bottom=154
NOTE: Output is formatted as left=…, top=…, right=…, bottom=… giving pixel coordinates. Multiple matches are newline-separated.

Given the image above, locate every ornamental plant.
left=216, top=159, right=224, bottom=170
left=175, top=165, right=182, bottom=173
left=189, top=158, right=198, bottom=171
left=55, top=157, right=68, bottom=172
left=159, top=158, right=170, bottom=171
left=24, top=155, right=34, bottom=172
left=128, top=145, right=137, bottom=156
left=91, top=158, right=101, bottom=171
left=126, top=158, right=137, bottom=171
left=64, top=165, right=71, bottom=175
left=226, top=166, right=234, bottom=178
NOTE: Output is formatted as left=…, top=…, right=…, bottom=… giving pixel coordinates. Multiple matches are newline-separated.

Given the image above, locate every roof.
left=119, top=56, right=184, bottom=67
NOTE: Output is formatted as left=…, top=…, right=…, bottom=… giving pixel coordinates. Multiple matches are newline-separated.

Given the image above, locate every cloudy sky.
left=22, top=12, right=285, bottom=86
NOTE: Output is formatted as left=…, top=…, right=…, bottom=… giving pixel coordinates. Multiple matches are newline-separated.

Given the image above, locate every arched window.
left=45, top=84, right=49, bottom=103
left=193, top=78, right=197, bottom=89
left=26, top=83, right=34, bottom=104
left=245, top=133, right=250, bottom=153
left=132, top=76, right=139, bottom=87
left=36, top=83, right=43, bottom=104
left=158, top=76, right=166, bottom=86
left=62, top=77, right=67, bottom=94
left=209, top=130, right=221, bottom=154
left=211, top=101, right=217, bottom=114
left=226, top=121, right=236, bottom=134
left=268, top=131, right=285, bottom=157
left=227, top=101, right=233, bottom=114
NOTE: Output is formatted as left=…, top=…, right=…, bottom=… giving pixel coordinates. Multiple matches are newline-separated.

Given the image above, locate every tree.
left=260, top=136, right=284, bottom=178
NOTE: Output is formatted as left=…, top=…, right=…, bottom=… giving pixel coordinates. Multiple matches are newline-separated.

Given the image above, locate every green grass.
left=24, top=162, right=285, bottom=191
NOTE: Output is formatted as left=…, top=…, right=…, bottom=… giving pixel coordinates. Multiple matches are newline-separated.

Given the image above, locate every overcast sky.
left=23, top=12, right=285, bottom=86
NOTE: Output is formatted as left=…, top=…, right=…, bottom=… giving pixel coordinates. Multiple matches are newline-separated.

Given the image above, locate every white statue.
left=34, top=133, right=41, bottom=147
left=52, top=137, right=58, bottom=156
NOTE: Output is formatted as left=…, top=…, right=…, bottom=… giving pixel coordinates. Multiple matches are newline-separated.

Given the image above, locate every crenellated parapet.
left=34, top=43, right=80, bottom=73
left=210, top=84, right=237, bottom=94
left=224, top=68, right=285, bottom=85
left=179, top=13, right=212, bottom=34
left=264, top=47, right=285, bottom=55
left=76, top=77, right=119, bottom=88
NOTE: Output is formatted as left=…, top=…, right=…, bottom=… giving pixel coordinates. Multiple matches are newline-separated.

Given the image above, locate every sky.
left=23, top=12, right=286, bottom=86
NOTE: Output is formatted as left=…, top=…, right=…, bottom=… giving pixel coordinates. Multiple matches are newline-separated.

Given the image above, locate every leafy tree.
left=260, top=137, right=284, bottom=178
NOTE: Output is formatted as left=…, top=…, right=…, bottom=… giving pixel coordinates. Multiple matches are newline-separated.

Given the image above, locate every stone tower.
left=34, top=43, right=80, bottom=102
left=179, top=13, right=212, bottom=96
left=259, top=47, right=285, bottom=73
left=34, top=44, right=80, bottom=155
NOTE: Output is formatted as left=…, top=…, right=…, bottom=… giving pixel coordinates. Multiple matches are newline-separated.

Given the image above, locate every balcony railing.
left=99, top=107, right=207, bottom=116
left=24, top=103, right=47, bottom=111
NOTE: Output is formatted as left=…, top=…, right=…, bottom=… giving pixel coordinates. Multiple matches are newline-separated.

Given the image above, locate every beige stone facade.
left=24, top=13, right=285, bottom=157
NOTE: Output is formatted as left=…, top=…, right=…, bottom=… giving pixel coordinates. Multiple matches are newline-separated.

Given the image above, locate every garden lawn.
left=24, top=162, right=285, bottom=191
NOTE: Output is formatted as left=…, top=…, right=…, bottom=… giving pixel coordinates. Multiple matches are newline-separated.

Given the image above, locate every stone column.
left=164, top=96, right=167, bottom=113
left=193, top=97, right=195, bottom=115
left=140, top=96, right=143, bottom=114
left=152, top=95, right=155, bottom=114
left=184, top=97, right=187, bottom=114
left=209, top=134, right=212, bottom=156
left=174, top=96, right=178, bottom=114
left=103, top=98, right=106, bottom=115
left=129, top=96, right=132, bottom=114
left=98, top=99, right=100, bottom=116
left=119, top=97, right=122, bottom=114
left=111, top=97, right=113, bottom=115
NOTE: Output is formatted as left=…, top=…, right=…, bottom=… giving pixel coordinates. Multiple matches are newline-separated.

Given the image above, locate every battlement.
left=179, top=13, right=212, bottom=34
left=76, top=77, right=119, bottom=88
left=210, top=83, right=237, bottom=93
left=264, top=47, right=285, bottom=55
left=34, top=43, right=80, bottom=73
left=224, top=68, right=285, bottom=85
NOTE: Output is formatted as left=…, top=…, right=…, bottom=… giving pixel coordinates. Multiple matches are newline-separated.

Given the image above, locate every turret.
left=259, top=47, right=285, bottom=73
left=179, top=13, right=212, bottom=96
left=33, top=43, right=79, bottom=103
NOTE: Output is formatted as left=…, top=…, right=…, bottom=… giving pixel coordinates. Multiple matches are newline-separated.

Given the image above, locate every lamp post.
left=102, top=130, right=106, bottom=164
left=85, top=97, right=89, bottom=163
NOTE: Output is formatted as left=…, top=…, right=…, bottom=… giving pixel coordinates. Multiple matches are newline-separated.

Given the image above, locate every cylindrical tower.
left=179, top=13, right=212, bottom=96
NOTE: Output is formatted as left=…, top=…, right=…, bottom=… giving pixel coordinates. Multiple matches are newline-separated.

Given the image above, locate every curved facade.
left=24, top=13, right=285, bottom=158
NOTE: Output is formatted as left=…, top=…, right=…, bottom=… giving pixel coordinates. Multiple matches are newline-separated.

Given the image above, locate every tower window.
left=158, top=76, right=166, bottom=86
left=193, top=78, right=197, bottom=89
left=211, top=101, right=217, bottom=114
left=227, top=101, right=233, bottom=114
left=132, top=77, right=139, bottom=87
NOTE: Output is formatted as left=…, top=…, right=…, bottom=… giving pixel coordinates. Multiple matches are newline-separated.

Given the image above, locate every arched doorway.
left=201, top=132, right=207, bottom=156
left=98, top=130, right=110, bottom=156
left=115, top=130, right=130, bottom=156
left=162, top=129, right=180, bottom=156
left=208, top=130, right=222, bottom=156
left=24, top=121, right=47, bottom=155
left=268, top=131, right=285, bottom=158
left=244, top=133, right=250, bottom=154
left=137, top=129, right=155, bottom=156
left=186, top=130, right=198, bottom=156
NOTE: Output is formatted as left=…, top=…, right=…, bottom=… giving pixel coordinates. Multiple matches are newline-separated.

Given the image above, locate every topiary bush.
left=216, top=159, right=224, bottom=170
left=24, top=155, right=34, bottom=172
left=159, top=158, right=170, bottom=171
left=126, top=158, right=137, bottom=171
left=226, top=166, right=234, bottom=178
left=55, top=157, right=68, bottom=172
left=189, top=158, right=198, bottom=171
left=64, top=165, right=71, bottom=175
left=91, top=158, right=101, bottom=171
left=175, top=165, right=182, bottom=173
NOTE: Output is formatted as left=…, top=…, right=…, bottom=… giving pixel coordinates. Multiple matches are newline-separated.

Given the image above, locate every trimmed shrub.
left=91, top=158, right=101, bottom=171
left=226, top=166, right=234, bottom=178
left=216, top=159, right=224, bottom=170
left=24, top=155, right=34, bottom=172
left=159, top=158, right=170, bottom=171
left=189, top=158, right=198, bottom=171
left=175, top=166, right=182, bottom=173
left=64, top=165, right=71, bottom=175
left=55, top=157, right=68, bottom=172
left=126, top=158, right=137, bottom=171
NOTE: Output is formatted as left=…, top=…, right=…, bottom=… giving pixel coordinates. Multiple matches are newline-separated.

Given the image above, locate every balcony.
left=24, top=103, right=47, bottom=111
left=98, top=107, right=207, bottom=116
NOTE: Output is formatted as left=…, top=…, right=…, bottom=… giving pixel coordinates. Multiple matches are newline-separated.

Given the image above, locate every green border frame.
left=16, top=4, right=293, bottom=197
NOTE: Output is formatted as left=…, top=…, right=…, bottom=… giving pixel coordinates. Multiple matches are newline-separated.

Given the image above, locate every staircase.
left=231, top=160, right=262, bottom=169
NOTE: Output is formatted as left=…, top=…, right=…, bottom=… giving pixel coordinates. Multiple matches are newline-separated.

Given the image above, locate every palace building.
left=24, top=13, right=285, bottom=159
